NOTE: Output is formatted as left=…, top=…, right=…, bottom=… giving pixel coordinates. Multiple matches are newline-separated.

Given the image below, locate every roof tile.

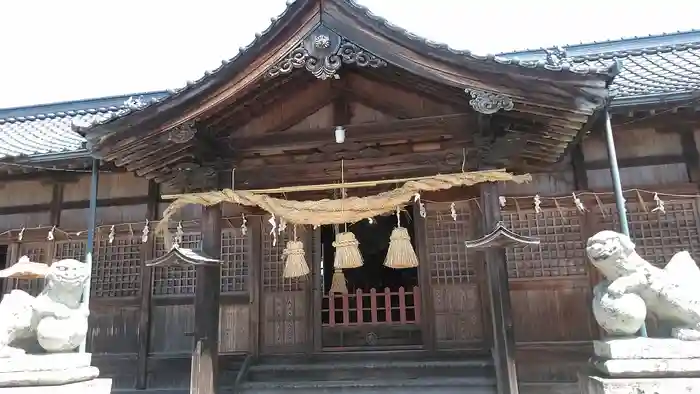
left=572, top=44, right=700, bottom=98
left=0, top=92, right=167, bottom=160
left=2, top=3, right=699, bottom=161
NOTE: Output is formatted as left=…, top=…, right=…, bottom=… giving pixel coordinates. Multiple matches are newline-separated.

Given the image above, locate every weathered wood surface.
left=1, top=96, right=700, bottom=392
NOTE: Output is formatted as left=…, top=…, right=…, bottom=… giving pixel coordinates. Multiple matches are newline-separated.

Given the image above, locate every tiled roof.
left=0, top=92, right=168, bottom=160
left=572, top=44, right=700, bottom=99
left=501, top=30, right=700, bottom=102
left=3, top=4, right=700, bottom=162
left=83, top=0, right=619, bottom=134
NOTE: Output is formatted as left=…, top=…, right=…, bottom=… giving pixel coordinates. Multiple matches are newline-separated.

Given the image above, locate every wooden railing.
left=322, top=286, right=421, bottom=327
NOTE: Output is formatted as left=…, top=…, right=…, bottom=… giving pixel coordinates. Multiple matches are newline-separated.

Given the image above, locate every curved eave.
left=86, top=0, right=319, bottom=151
left=87, top=0, right=616, bottom=171
left=337, top=0, right=617, bottom=81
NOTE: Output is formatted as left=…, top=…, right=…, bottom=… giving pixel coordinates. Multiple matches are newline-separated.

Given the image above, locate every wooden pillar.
left=480, top=182, right=518, bottom=394
left=679, top=127, right=700, bottom=183
left=136, top=181, right=159, bottom=389
left=191, top=205, right=222, bottom=394
left=413, top=200, right=436, bottom=352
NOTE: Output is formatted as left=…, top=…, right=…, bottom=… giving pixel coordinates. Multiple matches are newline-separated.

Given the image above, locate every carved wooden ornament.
left=268, top=26, right=387, bottom=80
left=464, top=89, right=514, bottom=115
left=168, top=122, right=197, bottom=144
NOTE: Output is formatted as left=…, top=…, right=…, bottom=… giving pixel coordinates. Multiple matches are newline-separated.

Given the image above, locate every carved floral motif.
left=464, top=89, right=514, bottom=115
left=268, top=27, right=387, bottom=80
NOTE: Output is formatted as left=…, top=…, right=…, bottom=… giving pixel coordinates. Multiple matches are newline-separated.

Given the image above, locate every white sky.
left=1, top=0, right=698, bottom=109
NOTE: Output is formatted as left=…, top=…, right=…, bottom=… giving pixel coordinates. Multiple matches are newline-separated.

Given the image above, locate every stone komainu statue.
left=587, top=230, right=700, bottom=340
left=0, top=256, right=89, bottom=357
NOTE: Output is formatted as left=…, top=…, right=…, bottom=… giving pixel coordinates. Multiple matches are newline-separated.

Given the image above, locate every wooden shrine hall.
left=75, top=0, right=619, bottom=393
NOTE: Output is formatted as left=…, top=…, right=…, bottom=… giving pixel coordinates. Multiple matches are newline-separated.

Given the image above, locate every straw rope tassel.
left=333, top=160, right=363, bottom=270
left=384, top=207, right=419, bottom=269
left=282, top=226, right=310, bottom=278
left=329, top=269, right=348, bottom=294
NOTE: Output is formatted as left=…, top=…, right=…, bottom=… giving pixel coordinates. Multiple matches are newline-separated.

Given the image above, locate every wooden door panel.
left=260, top=224, right=310, bottom=354
left=425, top=202, right=486, bottom=349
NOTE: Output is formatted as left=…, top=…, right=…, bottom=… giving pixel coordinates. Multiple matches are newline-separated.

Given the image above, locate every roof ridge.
left=0, top=90, right=169, bottom=124
left=569, top=42, right=700, bottom=62
left=500, top=29, right=700, bottom=59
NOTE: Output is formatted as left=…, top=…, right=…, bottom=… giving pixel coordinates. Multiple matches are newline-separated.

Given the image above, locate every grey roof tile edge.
left=500, top=29, right=700, bottom=58
left=0, top=91, right=169, bottom=125
left=568, top=42, right=700, bottom=63
left=344, top=0, right=615, bottom=75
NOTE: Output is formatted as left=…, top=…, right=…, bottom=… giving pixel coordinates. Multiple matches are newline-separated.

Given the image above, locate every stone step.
left=247, top=358, right=494, bottom=382
left=238, top=376, right=497, bottom=394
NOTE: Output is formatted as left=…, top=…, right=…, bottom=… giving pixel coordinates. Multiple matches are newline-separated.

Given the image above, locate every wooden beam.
left=584, top=154, right=684, bottom=170
left=480, top=181, right=519, bottom=394
left=227, top=113, right=472, bottom=152
left=0, top=195, right=155, bottom=216
left=192, top=204, right=222, bottom=394
left=136, top=181, right=159, bottom=389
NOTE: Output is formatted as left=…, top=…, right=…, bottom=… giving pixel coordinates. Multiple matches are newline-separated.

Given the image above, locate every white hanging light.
left=334, top=126, right=346, bottom=144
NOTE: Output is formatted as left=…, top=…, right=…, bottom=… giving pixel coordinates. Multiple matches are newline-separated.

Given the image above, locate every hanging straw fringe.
left=333, top=232, right=363, bottom=269
left=384, top=227, right=419, bottom=269
left=329, top=269, right=348, bottom=294
left=282, top=240, right=310, bottom=278
left=384, top=208, right=419, bottom=269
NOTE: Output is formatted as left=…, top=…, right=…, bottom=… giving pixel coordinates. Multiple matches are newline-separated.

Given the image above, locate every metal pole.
left=603, top=109, right=647, bottom=337
left=79, top=159, right=99, bottom=353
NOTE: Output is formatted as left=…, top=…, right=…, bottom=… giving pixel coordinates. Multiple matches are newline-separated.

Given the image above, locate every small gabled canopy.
left=146, top=246, right=220, bottom=268
left=81, top=0, right=618, bottom=185
left=465, top=222, right=540, bottom=250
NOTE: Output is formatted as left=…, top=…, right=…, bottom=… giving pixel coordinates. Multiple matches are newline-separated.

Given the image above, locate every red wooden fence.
left=323, top=286, right=421, bottom=327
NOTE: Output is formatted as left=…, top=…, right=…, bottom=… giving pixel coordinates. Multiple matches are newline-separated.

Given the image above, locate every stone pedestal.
left=579, top=338, right=700, bottom=394
left=0, top=353, right=107, bottom=392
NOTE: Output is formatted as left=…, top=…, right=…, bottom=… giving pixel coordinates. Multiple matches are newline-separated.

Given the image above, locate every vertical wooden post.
left=249, top=216, right=262, bottom=356
left=480, top=182, right=518, bottom=394
left=571, top=143, right=589, bottom=191
left=45, top=181, right=65, bottom=267
left=311, top=227, right=323, bottom=353
left=413, top=201, right=435, bottom=352
left=679, top=127, right=700, bottom=183
left=136, top=181, right=159, bottom=389
left=192, top=205, right=222, bottom=394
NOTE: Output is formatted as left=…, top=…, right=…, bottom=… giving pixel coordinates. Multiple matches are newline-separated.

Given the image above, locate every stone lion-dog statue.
left=0, top=256, right=89, bottom=357
left=587, top=230, right=700, bottom=340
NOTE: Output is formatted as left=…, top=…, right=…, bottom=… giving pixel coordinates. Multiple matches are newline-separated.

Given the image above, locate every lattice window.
left=425, top=202, right=477, bottom=284
left=262, top=226, right=303, bottom=292
left=221, top=228, right=248, bottom=293
left=502, top=208, right=587, bottom=279
left=152, top=232, right=201, bottom=295
left=54, top=240, right=87, bottom=261
left=598, top=199, right=700, bottom=267
left=12, top=242, right=49, bottom=295
left=93, top=236, right=141, bottom=297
